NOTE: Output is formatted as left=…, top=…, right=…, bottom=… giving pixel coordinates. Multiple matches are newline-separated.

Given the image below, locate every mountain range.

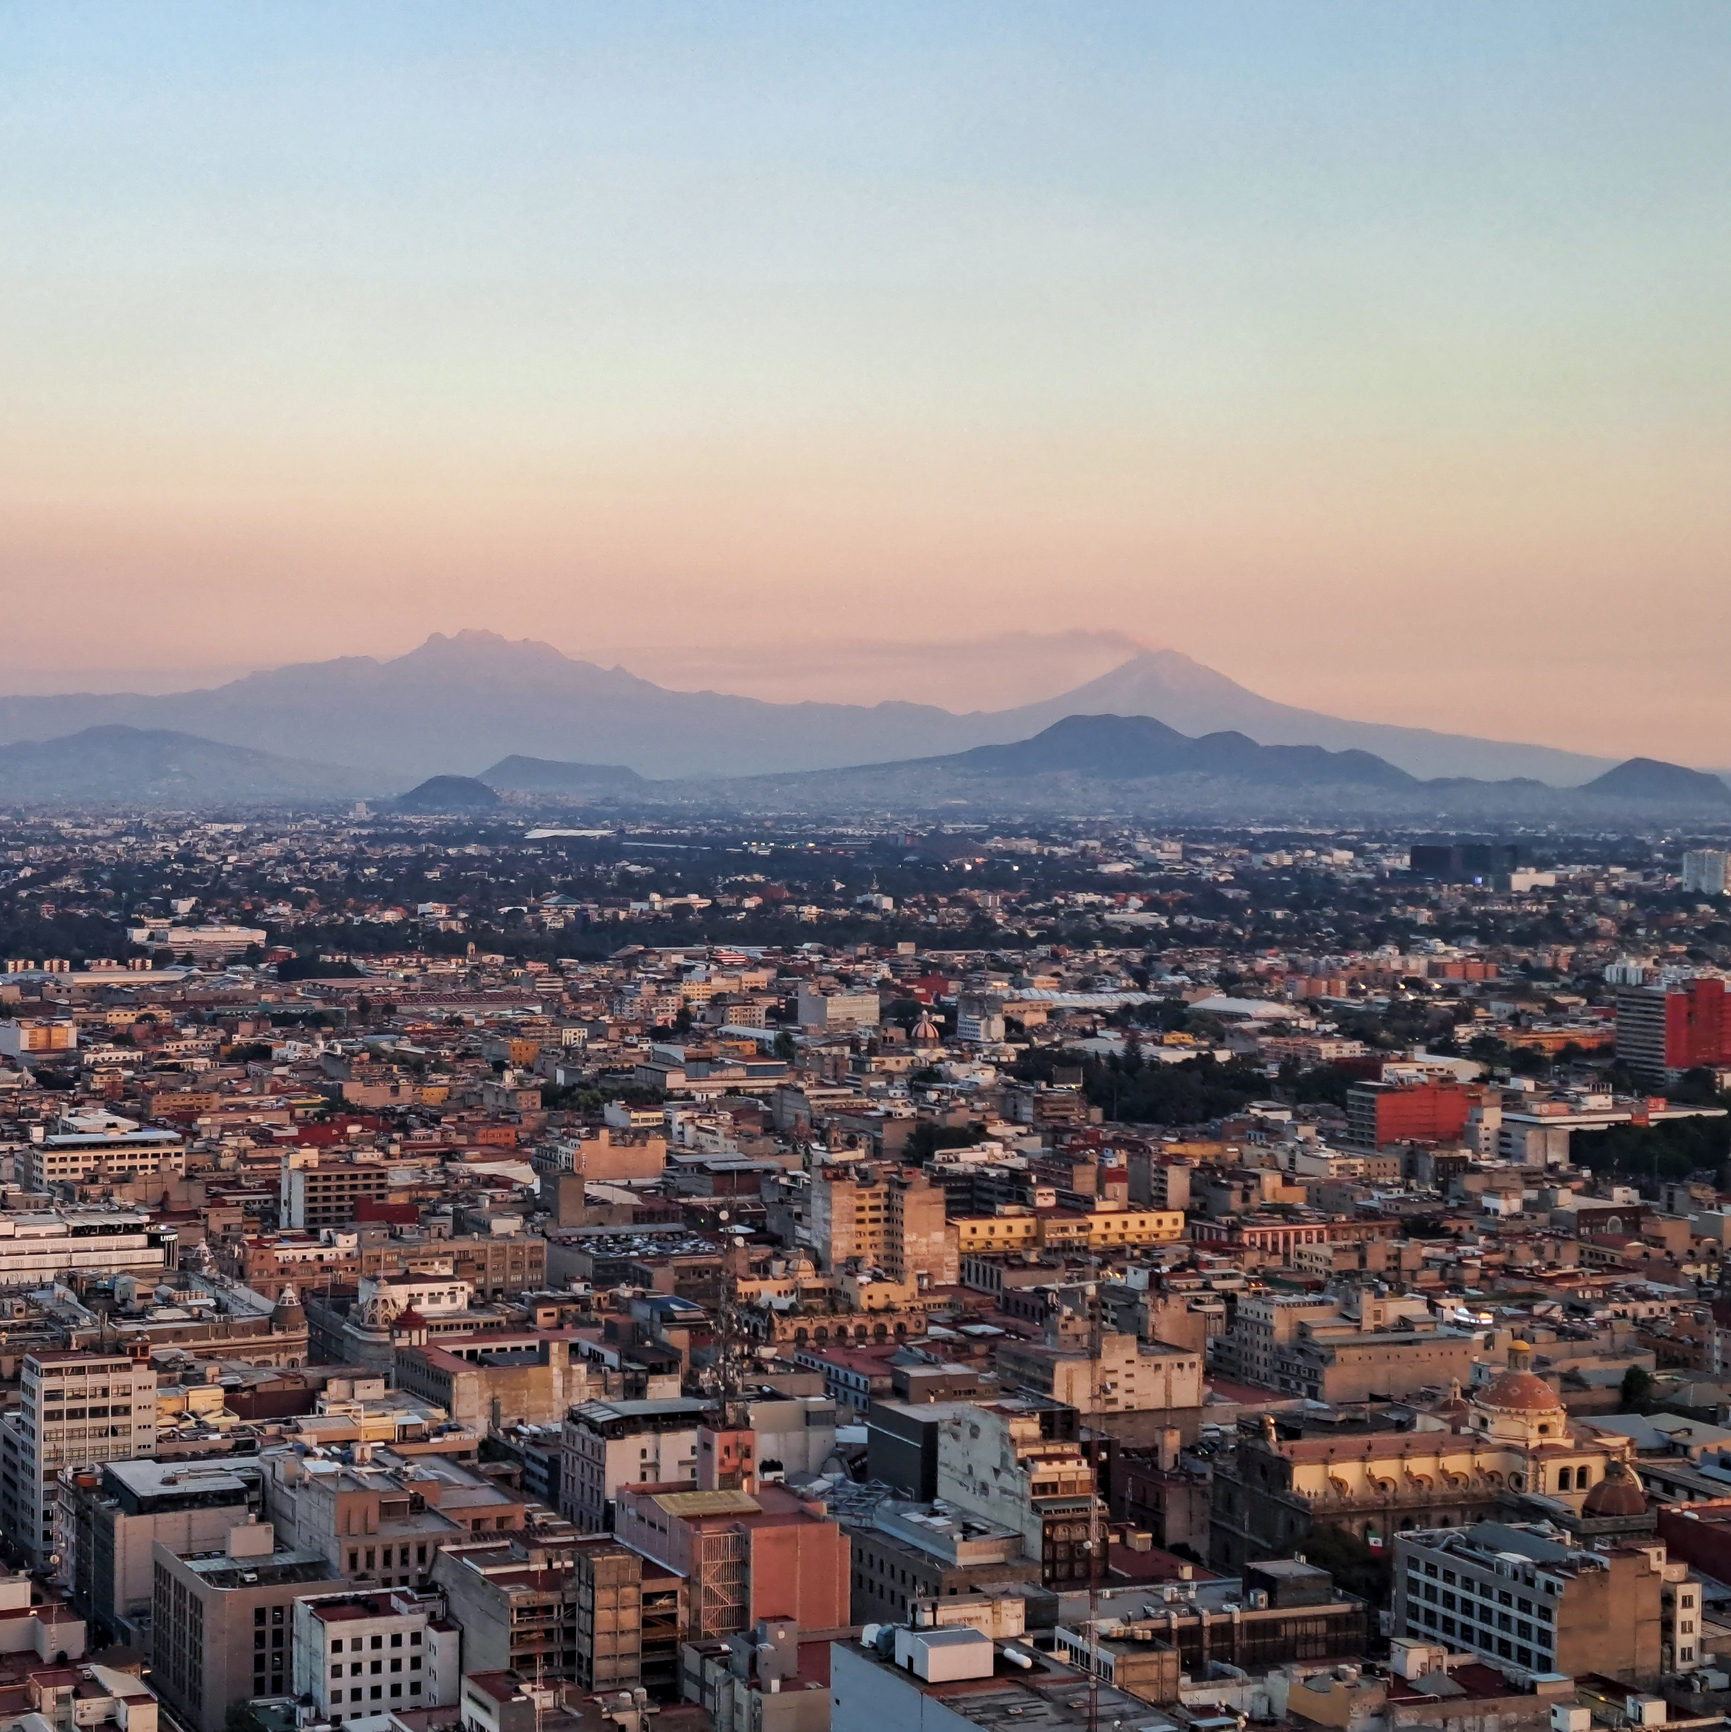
left=0, top=629, right=1623, bottom=784
left=0, top=632, right=1723, bottom=816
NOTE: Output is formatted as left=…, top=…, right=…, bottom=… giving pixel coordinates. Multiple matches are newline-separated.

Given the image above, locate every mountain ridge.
left=0, top=629, right=1674, bottom=786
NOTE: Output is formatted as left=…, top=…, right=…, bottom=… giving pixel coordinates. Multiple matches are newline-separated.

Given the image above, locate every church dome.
left=1478, top=1343, right=1563, bottom=1413
left=1583, top=1457, right=1647, bottom=1517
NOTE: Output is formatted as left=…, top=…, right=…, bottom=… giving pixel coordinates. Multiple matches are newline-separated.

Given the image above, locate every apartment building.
left=1392, top=1520, right=1682, bottom=1684
left=933, top=1400, right=1103, bottom=1586
left=560, top=1397, right=712, bottom=1531
left=0, top=1017, right=78, bottom=1059
left=281, top=1151, right=395, bottom=1229
left=151, top=1522, right=339, bottom=1732
left=60, top=1457, right=264, bottom=1647
left=804, top=1162, right=956, bottom=1283
left=291, top=1587, right=460, bottom=1725
left=1, top=1347, right=159, bottom=1570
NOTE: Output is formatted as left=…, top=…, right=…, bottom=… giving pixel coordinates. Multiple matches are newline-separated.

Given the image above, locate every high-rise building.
left=1, top=1347, right=159, bottom=1571
left=1344, top=1079, right=1474, bottom=1149
left=804, top=1163, right=956, bottom=1284
left=1684, top=850, right=1730, bottom=896
left=1615, top=978, right=1731, bottom=1080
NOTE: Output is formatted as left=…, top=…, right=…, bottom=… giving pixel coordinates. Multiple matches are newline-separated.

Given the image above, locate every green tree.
left=1620, top=1365, right=1654, bottom=1412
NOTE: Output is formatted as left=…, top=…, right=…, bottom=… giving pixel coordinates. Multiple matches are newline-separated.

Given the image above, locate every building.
left=394, top=1333, right=586, bottom=1431
left=281, top=1152, right=395, bottom=1230
left=830, top=1624, right=1171, bottom=1732
left=933, top=1401, right=1103, bottom=1586
left=614, top=1480, right=849, bottom=1640
left=432, top=1533, right=656, bottom=1693
left=993, top=1331, right=1205, bottom=1443
left=846, top=1500, right=1040, bottom=1624
left=1616, top=978, right=1731, bottom=1081
left=150, top=1521, right=339, bottom=1732
left=1052, top=1563, right=1371, bottom=1702
left=803, top=1163, right=956, bottom=1284
left=27, top=1130, right=185, bottom=1191
left=1409, top=845, right=1520, bottom=881
left=795, top=990, right=880, bottom=1031
left=1210, top=1347, right=1639, bottom=1571
left=0, top=1210, right=176, bottom=1282
left=1, top=1347, right=159, bottom=1571
left=1683, top=851, right=1729, bottom=897
left=1392, top=1518, right=1689, bottom=1684
left=60, top=1457, right=264, bottom=1648
left=681, top=1614, right=832, bottom=1732
left=262, top=1447, right=527, bottom=1585
left=1209, top=1291, right=1342, bottom=1386
left=1345, top=1080, right=1474, bottom=1149
left=290, top=1586, right=460, bottom=1725
left=560, top=1398, right=713, bottom=1531
left=0, top=1018, right=78, bottom=1060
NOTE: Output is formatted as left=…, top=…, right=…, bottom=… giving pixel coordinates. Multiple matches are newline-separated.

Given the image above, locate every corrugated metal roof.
left=652, top=1489, right=761, bottom=1516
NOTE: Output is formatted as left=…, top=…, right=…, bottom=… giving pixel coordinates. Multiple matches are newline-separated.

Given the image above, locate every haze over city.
left=5, top=4, right=1731, bottom=763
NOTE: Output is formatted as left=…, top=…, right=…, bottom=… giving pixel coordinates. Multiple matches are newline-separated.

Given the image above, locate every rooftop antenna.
left=1087, top=1279, right=1103, bottom=1732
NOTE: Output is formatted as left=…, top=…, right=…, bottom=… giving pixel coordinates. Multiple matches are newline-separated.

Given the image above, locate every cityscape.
left=5, top=10, right=1731, bottom=1732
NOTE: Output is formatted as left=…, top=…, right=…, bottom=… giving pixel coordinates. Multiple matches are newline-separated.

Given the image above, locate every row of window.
left=1406, top=1609, right=1548, bottom=1671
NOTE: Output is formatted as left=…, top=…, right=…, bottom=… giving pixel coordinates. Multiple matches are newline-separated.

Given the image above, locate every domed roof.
left=1477, top=1344, right=1563, bottom=1413
left=1583, top=1458, right=1647, bottom=1517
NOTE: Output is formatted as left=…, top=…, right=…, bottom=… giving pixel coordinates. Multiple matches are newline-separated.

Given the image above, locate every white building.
left=292, top=1587, right=460, bottom=1725
left=0, top=1018, right=78, bottom=1060
left=0, top=1347, right=158, bottom=1570
left=559, top=1397, right=710, bottom=1531
left=27, top=1129, right=186, bottom=1191
left=0, top=1210, right=174, bottom=1282
left=1684, top=850, right=1729, bottom=896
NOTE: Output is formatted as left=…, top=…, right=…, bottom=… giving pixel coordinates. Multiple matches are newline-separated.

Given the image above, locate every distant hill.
left=932, top=714, right=1420, bottom=788
left=0, top=725, right=368, bottom=804
left=1579, top=757, right=1731, bottom=806
left=481, top=754, right=648, bottom=794
left=684, top=715, right=1731, bottom=821
left=393, top=775, right=503, bottom=813
left=0, top=630, right=1624, bottom=784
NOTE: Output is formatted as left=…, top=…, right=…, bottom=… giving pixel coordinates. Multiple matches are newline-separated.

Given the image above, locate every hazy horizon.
left=5, top=4, right=1729, bottom=763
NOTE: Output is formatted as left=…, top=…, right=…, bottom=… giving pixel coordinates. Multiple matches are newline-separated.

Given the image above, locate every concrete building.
left=1052, top=1563, right=1371, bottom=1701
left=60, top=1457, right=264, bottom=1648
left=280, top=1151, right=394, bottom=1230
left=680, top=1615, right=832, bottom=1732
left=150, top=1521, right=339, bottom=1732
left=614, top=1481, right=850, bottom=1640
left=803, top=1162, right=956, bottom=1285
left=933, top=1401, right=1102, bottom=1587
left=1, top=1347, right=159, bottom=1571
left=1392, top=1519, right=1684, bottom=1684
left=0, top=1210, right=175, bottom=1283
left=1683, top=851, right=1729, bottom=897
left=290, top=1586, right=460, bottom=1725
left=0, top=1017, right=78, bottom=1060
left=993, top=1330, right=1205, bottom=1443
left=846, top=1500, right=1040, bottom=1625
left=795, top=990, right=880, bottom=1031
left=1617, top=978, right=1731, bottom=1081
left=262, top=1447, right=528, bottom=1586
left=27, top=1129, right=185, bottom=1191
left=394, top=1333, right=587, bottom=1432
left=431, top=1533, right=655, bottom=1692
left=560, top=1398, right=712, bottom=1531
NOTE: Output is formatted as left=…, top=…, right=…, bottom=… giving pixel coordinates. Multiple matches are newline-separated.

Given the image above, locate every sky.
left=3, top=4, right=1729, bottom=760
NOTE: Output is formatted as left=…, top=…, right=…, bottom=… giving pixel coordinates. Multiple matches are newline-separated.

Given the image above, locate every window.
left=332, top=1640, right=344, bottom=1654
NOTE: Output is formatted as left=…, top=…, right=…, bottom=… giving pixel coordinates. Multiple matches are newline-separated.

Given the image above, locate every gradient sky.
left=3, top=4, right=1729, bottom=760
